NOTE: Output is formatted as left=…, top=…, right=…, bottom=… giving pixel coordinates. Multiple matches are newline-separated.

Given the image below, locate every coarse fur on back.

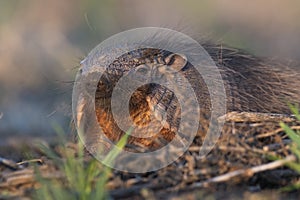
left=78, top=29, right=300, bottom=150
left=203, top=43, right=300, bottom=113
left=91, top=46, right=299, bottom=150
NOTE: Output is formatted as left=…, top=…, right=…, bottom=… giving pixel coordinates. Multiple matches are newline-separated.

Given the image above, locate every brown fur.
left=93, top=45, right=300, bottom=151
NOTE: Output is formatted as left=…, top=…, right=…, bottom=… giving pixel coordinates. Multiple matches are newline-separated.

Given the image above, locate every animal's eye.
left=136, top=67, right=148, bottom=75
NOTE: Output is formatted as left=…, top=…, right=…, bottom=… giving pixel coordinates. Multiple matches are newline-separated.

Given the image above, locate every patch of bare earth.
left=1, top=112, right=300, bottom=199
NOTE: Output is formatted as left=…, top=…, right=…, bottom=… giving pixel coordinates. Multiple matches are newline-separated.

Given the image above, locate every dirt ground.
left=1, top=112, right=300, bottom=199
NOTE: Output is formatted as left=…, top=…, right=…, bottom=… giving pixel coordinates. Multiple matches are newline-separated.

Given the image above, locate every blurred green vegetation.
left=34, top=126, right=131, bottom=200
left=280, top=104, right=300, bottom=191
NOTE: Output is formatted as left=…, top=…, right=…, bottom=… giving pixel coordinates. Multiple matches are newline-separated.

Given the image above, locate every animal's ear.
left=165, top=53, right=187, bottom=71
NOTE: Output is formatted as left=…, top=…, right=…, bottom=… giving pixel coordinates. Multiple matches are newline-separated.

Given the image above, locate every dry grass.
left=1, top=111, right=300, bottom=199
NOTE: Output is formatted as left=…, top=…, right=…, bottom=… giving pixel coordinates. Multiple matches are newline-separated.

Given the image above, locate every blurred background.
left=0, top=0, right=300, bottom=142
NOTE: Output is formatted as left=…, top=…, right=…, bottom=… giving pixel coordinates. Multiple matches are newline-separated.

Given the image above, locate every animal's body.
left=90, top=44, right=300, bottom=151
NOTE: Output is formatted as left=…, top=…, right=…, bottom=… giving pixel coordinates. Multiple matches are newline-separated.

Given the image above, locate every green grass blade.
left=280, top=122, right=300, bottom=147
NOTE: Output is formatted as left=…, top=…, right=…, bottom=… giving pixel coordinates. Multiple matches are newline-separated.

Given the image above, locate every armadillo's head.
left=91, top=49, right=189, bottom=135
left=75, top=48, right=190, bottom=146
left=93, top=48, right=188, bottom=104
left=128, top=53, right=187, bottom=83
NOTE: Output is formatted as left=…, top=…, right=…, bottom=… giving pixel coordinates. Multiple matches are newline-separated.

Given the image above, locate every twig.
left=189, top=155, right=296, bottom=188
left=17, top=159, right=43, bottom=165
left=0, top=166, right=63, bottom=188
left=189, top=145, right=247, bottom=153
left=219, top=112, right=297, bottom=123
left=263, top=139, right=291, bottom=151
left=0, top=157, right=20, bottom=170
left=0, top=169, right=36, bottom=187
left=246, top=126, right=300, bottom=142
